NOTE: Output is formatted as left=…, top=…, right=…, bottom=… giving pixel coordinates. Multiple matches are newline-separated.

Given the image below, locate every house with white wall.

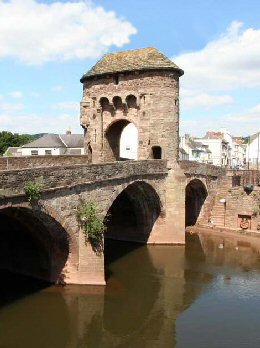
left=246, top=132, right=260, bottom=169
left=19, top=132, right=84, bottom=156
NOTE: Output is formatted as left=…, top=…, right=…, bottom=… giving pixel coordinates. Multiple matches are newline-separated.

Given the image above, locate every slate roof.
left=80, top=47, right=184, bottom=82
left=22, top=133, right=84, bottom=148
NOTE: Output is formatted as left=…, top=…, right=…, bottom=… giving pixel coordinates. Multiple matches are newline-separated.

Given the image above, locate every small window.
left=152, top=146, right=162, bottom=159
left=31, top=150, right=38, bottom=156
left=45, top=150, right=52, bottom=155
left=113, top=75, right=119, bottom=85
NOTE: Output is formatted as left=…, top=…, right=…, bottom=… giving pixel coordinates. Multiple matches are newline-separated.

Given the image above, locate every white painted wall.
left=20, top=147, right=62, bottom=156
left=120, top=123, right=138, bottom=160
left=246, top=133, right=260, bottom=165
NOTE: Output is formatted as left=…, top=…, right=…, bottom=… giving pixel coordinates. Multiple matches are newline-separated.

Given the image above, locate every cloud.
left=51, top=85, right=64, bottom=93
left=52, top=101, right=79, bottom=111
left=174, top=21, right=260, bottom=91
left=180, top=103, right=260, bottom=137
left=225, top=104, right=260, bottom=123
left=182, top=92, right=233, bottom=109
left=0, top=0, right=137, bottom=64
left=0, top=102, right=24, bottom=112
left=9, top=90, right=23, bottom=98
left=0, top=112, right=82, bottom=134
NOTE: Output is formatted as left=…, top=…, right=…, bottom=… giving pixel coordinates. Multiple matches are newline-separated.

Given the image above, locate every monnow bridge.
left=0, top=48, right=228, bottom=285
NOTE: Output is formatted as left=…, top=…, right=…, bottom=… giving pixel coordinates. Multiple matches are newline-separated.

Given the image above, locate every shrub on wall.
left=77, top=201, right=107, bottom=253
left=24, top=181, right=43, bottom=203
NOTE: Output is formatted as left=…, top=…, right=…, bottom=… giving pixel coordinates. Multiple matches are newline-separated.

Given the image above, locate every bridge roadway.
left=0, top=156, right=225, bottom=285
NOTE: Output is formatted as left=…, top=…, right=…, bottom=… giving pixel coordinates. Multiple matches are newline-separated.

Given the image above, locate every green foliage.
left=77, top=201, right=106, bottom=252
left=242, top=136, right=249, bottom=144
left=24, top=181, right=43, bottom=203
left=0, top=131, right=36, bottom=156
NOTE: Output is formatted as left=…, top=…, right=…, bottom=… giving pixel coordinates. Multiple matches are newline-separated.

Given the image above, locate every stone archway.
left=104, top=119, right=137, bottom=162
left=104, top=181, right=162, bottom=243
left=185, top=179, right=208, bottom=227
left=0, top=206, right=70, bottom=284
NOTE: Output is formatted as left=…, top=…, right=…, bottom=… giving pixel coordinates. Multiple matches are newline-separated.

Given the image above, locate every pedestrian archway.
left=185, top=179, right=208, bottom=226
left=104, top=120, right=138, bottom=161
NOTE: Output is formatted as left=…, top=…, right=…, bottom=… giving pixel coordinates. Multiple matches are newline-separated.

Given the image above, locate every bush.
left=77, top=201, right=106, bottom=252
left=24, top=181, right=43, bottom=203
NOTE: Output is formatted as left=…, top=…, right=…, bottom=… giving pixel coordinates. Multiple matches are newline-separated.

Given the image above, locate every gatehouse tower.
left=80, top=47, right=184, bottom=164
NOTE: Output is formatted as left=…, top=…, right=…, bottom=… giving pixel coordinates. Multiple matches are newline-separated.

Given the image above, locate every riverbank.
left=186, top=224, right=260, bottom=245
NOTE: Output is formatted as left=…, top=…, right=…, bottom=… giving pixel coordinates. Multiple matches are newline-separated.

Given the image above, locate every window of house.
left=31, top=150, right=38, bottom=156
left=45, top=150, right=52, bottom=155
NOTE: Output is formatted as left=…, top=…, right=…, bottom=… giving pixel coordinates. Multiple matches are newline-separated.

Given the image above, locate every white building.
left=180, top=134, right=212, bottom=163
left=246, top=132, right=260, bottom=169
left=19, top=132, right=84, bottom=156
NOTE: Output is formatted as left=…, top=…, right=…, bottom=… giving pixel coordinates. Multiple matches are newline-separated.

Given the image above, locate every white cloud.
left=52, top=101, right=79, bottom=112
left=182, top=92, right=233, bottom=109
left=225, top=104, right=260, bottom=123
left=0, top=0, right=137, bottom=64
left=180, top=104, right=260, bottom=137
left=10, top=90, right=23, bottom=98
left=0, top=102, right=24, bottom=112
left=174, top=21, right=260, bottom=91
left=51, top=85, right=64, bottom=93
left=0, top=112, right=82, bottom=134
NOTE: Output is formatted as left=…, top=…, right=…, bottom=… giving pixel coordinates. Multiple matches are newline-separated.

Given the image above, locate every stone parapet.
left=0, top=160, right=168, bottom=196
left=179, top=160, right=226, bottom=178
left=0, top=155, right=89, bottom=171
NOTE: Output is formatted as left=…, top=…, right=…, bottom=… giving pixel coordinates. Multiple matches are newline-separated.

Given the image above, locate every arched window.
left=112, top=96, right=123, bottom=110
left=99, top=97, right=109, bottom=111
left=126, top=94, right=137, bottom=109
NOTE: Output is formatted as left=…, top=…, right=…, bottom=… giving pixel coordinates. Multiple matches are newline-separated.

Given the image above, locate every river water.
left=1, top=232, right=260, bottom=348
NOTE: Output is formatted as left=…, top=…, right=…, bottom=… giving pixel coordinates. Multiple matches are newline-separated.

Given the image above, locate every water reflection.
left=1, top=232, right=260, bottom=347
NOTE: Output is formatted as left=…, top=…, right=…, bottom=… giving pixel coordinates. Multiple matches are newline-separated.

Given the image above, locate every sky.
left=0, top=0, right=259, bottom=137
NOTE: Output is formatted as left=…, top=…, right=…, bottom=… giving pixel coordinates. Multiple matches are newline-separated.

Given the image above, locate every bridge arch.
left=0, top=205, right=70, bottom=284
left=185, top=179, right=208, bottom=227
left=104, top=180, right=162, bottom=243
left=104, top=119, right=138, bottom=161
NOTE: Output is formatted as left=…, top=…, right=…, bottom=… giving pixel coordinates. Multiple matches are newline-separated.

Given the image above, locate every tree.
left=0, top=131, right=36, bottom=156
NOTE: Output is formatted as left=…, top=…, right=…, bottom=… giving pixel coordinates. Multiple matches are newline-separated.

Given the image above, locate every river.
left=1, top=232, right=260, bottom=347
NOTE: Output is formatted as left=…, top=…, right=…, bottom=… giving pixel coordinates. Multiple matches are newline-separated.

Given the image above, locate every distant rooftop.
left=80, top=47, right=184, bottom=82
left=22, top=133, right=83, bottom=148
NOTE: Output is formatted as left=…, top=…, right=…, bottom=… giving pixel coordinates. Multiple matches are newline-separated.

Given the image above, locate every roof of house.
left=249, top=132, right=260, bottom=143
left=3, top=147, right=21, bottom=157
left=80, top=47, right=184, bottom=82
left=22, top=133, right=84, bottom=148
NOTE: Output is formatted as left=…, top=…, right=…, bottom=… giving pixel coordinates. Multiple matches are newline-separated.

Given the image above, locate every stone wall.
left=0, top=160, right=167, bottom=196
left=179, top=160, right=226, bottom=178
left=225, top=186, right=260, bottom=231
left=0, top=155, right=88, bottom=171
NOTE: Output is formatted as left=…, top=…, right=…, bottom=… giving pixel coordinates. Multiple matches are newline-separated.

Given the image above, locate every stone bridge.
left=0, top=156, right=228, bottom=285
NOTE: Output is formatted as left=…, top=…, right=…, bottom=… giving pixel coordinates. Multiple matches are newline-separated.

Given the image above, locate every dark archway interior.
left=104, top=181, right=161, bottom=244
left=104, top=119, right=130, bottom=161
left=0, top=207, right=69, bottom=296
left=185, top=179, right=208, bottom=227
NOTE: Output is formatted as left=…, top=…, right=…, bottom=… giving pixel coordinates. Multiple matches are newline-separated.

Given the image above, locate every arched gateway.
left=185, top=179, right=208, bottom=227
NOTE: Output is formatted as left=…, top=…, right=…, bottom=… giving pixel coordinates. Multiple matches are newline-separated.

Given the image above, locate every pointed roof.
left=22, top=133, right=84, bottom=148
left=80, top=47, right=184, bottom=82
